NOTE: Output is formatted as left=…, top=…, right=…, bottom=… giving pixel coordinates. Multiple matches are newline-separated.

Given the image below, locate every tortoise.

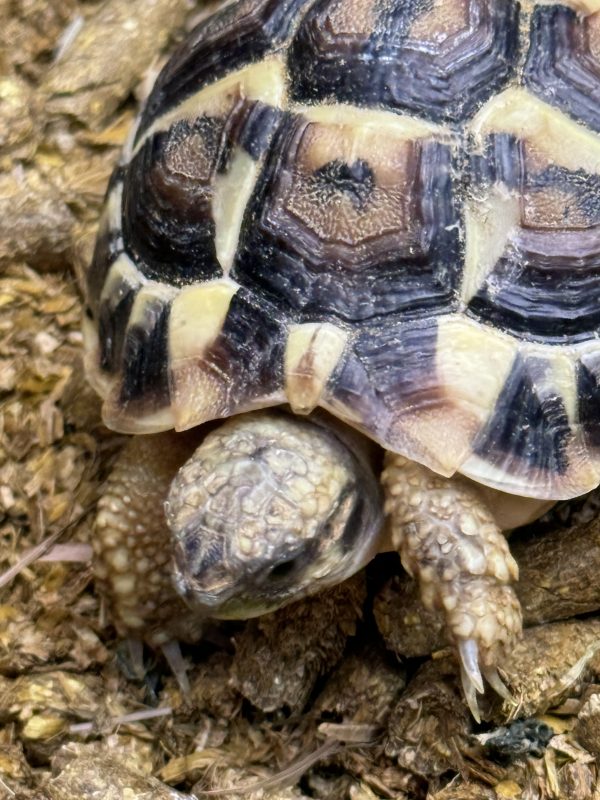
left=83, top=0, right=600, bottom=716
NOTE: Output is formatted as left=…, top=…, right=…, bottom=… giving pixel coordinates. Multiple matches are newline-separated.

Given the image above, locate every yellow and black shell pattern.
left=84, top=0, right=600, bottom=501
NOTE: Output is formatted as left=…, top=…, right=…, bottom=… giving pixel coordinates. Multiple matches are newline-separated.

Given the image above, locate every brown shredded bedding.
left=3, top=2, right=600, bottom=798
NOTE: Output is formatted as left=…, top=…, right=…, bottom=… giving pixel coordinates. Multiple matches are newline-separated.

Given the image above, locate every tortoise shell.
left=84, top=0, right=600, bottom=500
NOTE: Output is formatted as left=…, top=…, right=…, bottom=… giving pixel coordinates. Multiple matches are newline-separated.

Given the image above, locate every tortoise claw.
left=458, top=638, right=484, bottom=693
left=127, top=637, right=146, bottom=681
left=483, top=664, right=515, bottom=705
left=458, top=638, right=484, bottom=722
left=458, top=639, right=516, bottom=721
left=161, top=639, right=190, bottom=694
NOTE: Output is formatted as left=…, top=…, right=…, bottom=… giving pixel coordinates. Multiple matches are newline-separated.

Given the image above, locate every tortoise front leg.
left=382, top=454, right=521, bottom=719
left=94, top=431, right=204, bottom=690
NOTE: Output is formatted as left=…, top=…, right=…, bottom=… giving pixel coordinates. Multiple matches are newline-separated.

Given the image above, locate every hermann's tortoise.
left=83, top=0, right=600, bottom=715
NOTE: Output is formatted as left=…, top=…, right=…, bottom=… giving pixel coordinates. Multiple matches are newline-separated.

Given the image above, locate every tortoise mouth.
left=172, top=541, right=235, bottom=610
left=172, top=575, right=279, bottom=620
left=171, top=540, right=289, bottom=619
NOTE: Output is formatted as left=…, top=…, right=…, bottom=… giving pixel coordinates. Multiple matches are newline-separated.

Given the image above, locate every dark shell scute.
left=288, top=0, right=519, bottom=122
left=469, top=134, right=522, bottom=190
left=471, top=354, right=572, bottom=477
left=86, top=168, right=127, bottom=316
left=122, top=118, right=228, bottom=286
left=234, top=101, right=287, bottom=161
left=327, top=318, right=439, bottom=445
left=136, top=0, right=314, bottom=139
left=206, top=289, right=286, bottom=407
left=578, top=352, right=600, bottom=451
left=418, top=139, right=463, bottom=295
left=351, top=318, right=439, bottom=403
left=466, top=233, right=600, bottom=342
left=467, top=136, right=600, bottom=343
left=119, top=297, right=171, bottom=409
left=233, top=114, right=462, bottom=324
left=524, top=5, right=600, bottom=133
left=87, top=223, right=123, bottom=318
left=97, top=279, right=138, bottom=375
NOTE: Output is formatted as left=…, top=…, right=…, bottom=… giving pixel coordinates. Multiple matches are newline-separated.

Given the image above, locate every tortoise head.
left=165, top=412, right=384, bottom=619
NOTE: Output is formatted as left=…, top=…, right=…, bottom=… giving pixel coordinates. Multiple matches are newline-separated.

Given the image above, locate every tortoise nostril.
left=183, top=536, right=200, bottom=560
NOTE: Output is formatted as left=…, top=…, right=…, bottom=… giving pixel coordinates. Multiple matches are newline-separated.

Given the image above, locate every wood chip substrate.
left=4, top=2, right=600, bottom=798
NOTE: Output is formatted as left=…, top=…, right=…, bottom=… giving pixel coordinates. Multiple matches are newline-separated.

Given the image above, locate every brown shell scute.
left=232, top=112, right=461, bottom=322
left=288, top=0, right=520, bottom=122
left=122, top=118, right=227, bottom=285
left=85, top=0, right=600, bottom=499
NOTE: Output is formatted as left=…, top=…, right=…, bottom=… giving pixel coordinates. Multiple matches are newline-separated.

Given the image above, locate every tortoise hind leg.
left=381, top=454, right=521, bottom=719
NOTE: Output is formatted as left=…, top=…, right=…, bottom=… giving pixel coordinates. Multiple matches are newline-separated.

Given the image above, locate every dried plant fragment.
left=314, top=638, right=406, bottom=727
left=488, top=620, right=600, bottom=721
left=573, top=691, right=600, bottom=760
left=385, top=658, right=472, bottom=778
left=428, top=783, right=497, bottom=800
left=45, top=753, right=194, bottom=800
left=512, top=515, right=600, bottom=625
left=373, top=574, right=446, bottom=658
left=0, top=73, right=41, bottom=164
left=42, top=0, right=191, bottom=130
left=0, top=0, right=78, bottom=76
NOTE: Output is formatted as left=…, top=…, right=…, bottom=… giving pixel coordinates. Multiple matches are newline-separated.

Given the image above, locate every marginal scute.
left=462, top=351, right=599, bottom=498
left=234, top=109, right=461, bottom=323
left=96, top=254, right=144, bottom=376
left=285, top=323, right=349, bottom=414
left=288, top=0, right=519, bottom=122
left=524, top=4, right=600, bottom=133
left=170, top=287, right=286, bottom=431
left=82, top=315, right=112, bottom=401
left=324, top=318, right=448, bottom=471
left=118, top=284, right=176, bottom=406
left=434, top=316, right=519, bottom=469
left=86, top=177, right=125, bottom=315
left=169, top=280, right=238, bottom=364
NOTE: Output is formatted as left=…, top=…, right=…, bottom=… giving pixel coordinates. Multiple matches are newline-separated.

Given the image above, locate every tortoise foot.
left=382, top=453, right=521, bottom=717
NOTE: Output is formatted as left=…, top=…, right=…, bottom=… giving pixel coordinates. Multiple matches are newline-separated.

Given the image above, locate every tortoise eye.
left=267, top=557, right=300, bottom=581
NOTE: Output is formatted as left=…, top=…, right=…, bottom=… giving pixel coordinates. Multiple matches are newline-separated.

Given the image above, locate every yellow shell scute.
left=285, top=323, right=349, bottom=414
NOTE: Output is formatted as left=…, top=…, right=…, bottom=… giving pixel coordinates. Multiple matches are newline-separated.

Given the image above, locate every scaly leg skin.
left=381, top=454, right=521, bottom=720
left=94, top=431, right=204, bottom=690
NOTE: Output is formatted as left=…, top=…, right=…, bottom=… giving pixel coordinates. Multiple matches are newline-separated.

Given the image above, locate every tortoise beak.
left=171, top=536, right=237, bottom=611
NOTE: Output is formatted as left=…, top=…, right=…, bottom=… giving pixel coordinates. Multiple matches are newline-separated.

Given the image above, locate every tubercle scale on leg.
left=381, top=454, right=521, bottom=716
left=93, top=431, right=204, bottom=649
